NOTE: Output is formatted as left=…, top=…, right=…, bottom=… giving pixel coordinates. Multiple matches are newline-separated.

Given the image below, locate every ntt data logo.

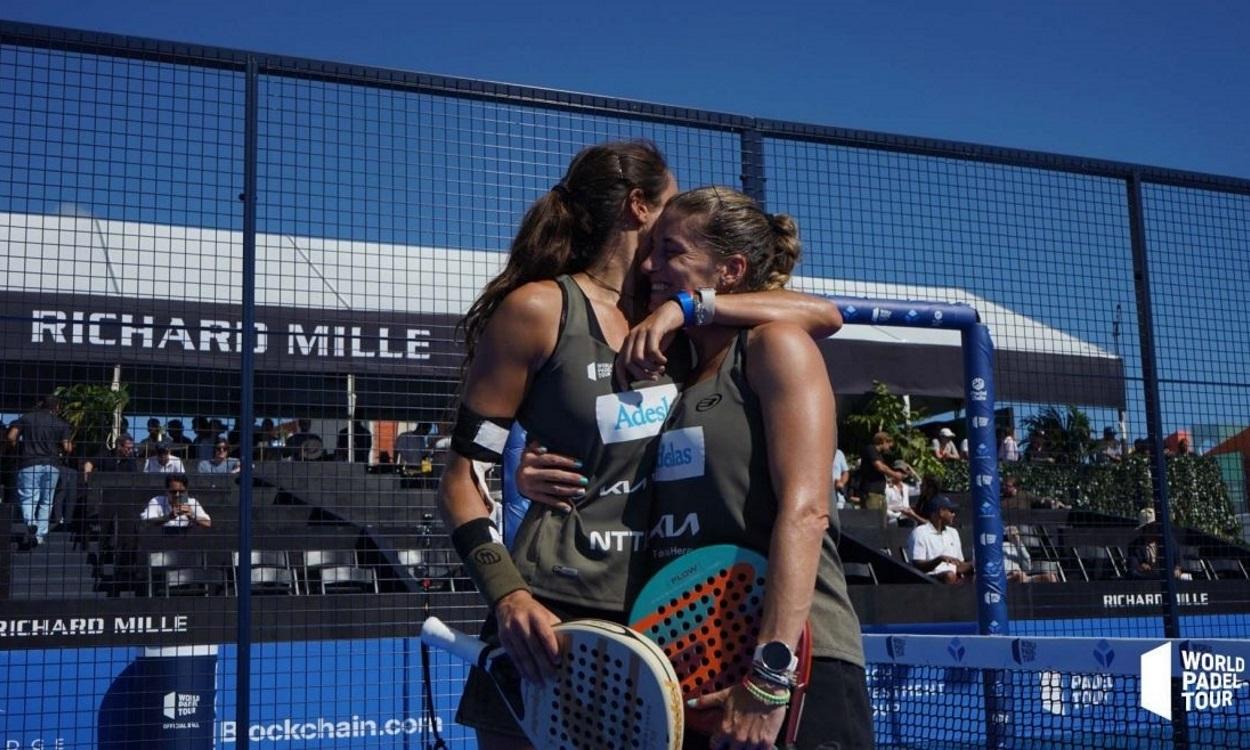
left=1141, top=643, right=1248, bottom=719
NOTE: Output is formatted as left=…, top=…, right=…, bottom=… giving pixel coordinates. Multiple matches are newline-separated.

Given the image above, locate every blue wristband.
left=671, top=290, right=697, bottom=327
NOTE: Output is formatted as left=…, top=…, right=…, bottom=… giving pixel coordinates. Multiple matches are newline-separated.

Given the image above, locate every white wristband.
left=695, top=287, right=717, bottom=326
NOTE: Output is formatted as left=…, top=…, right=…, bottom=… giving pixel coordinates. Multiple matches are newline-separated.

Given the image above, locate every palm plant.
left=1020, top=405, right=1094, bottom=464
left=53, top=383, right=130, bottom=458
left=845, top=381, right=946, bottom=480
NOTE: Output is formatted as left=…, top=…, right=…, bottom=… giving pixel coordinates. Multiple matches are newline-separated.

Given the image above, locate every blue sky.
left=2, top=1, right=1248, bottom=443
left=4, top=0, right=1249, bottom=179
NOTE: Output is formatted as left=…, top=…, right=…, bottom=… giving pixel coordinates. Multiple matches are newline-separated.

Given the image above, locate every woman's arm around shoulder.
left=619, top=290, right=841, bottom=381
left=716, top=289, right=843, bottom=339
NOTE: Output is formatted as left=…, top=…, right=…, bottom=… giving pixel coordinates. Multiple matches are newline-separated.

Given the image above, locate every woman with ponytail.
left=439, top=144, right=842, bottom=748
left=639, top=187, right=872, bottom=749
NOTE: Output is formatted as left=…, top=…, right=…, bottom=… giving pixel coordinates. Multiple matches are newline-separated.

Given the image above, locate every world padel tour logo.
left=1141, top=643, right=1248, bottom=719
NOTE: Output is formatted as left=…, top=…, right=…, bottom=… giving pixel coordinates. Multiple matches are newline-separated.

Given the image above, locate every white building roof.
left=2, top=211, right=1114, bottom=360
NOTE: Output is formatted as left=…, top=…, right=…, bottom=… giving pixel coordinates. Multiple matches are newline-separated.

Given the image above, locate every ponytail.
left=459, top=140, right=669, bottom=365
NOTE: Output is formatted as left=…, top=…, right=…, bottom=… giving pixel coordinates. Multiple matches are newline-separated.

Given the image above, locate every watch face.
left=761, top=641, right=793, bottom=670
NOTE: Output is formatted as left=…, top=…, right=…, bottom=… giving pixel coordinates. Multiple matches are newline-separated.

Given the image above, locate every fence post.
left=740, top=128, right=767, bottom=207
left=1126, top=171, right=1189, bottom=748
left=235, top=54, right=260, bottom=750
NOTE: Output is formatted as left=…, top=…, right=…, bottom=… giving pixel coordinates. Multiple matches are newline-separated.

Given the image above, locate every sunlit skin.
left=638, top=206, right=836, bottom=750
left=441, top=172, right=842, bottom=750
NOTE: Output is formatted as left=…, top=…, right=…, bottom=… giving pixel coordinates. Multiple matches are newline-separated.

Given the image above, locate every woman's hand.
left=515, top=442, right=587, bottom=512
left=495, top=590, right=563, bottom=682
left=689, top=684, right=787, bottom=749
left=617, top=300, right=684, bottom=382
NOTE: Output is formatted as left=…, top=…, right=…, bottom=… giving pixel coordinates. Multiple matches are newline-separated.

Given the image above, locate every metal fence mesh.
left=2, top=20, right=1249, bottom=749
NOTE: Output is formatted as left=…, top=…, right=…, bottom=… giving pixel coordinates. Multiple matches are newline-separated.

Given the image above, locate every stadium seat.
left=1178, top=558, right=1210, bottom=581
left=302, top=549, right=360, bottom=593
left=1206, top=559, right=1248, bottom=580
left=231, top=550, right=297, bottom=595
left=317, top=565, right=377, bottom=594
left=147, top=550, right=211, bottom=597
left=1029, top=560, right=1066, bottom=583
left=396, top=547, right=460, bottom=591
left=1072, top=545, right=1122, bottom=581
left=303, top=549, right=357, bottom=569
left=247, top=567, right=297, bottom=596
left=161, top=567, right=221, bottom=597
left=843, top=562, right=877, bottom=585
left=1015, top=525, right=1057, bottom=560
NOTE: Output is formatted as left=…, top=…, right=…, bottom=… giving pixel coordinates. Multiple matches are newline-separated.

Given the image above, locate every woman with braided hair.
left=438, top=143, right=842, bottom=748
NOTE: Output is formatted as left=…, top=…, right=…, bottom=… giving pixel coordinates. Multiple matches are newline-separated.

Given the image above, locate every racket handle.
left=421, top=617, right=490, bottom=666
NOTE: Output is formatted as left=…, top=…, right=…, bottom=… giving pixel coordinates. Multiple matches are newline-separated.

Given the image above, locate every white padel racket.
left=421, top=616, right=683, bottom=750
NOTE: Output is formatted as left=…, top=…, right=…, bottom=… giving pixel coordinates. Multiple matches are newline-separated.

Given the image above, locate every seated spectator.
left=97, top=436, right=139, bottom=472
left=916, top=474, right=943, bottom=514
left=143, top=443, right=186, bottom=474
left=1024, top=428, right=1052, bottom=463
left=198, top=440, right=241, bottom=474
left=885, top=460, right=924, bottom=527
left=286, top=419, right=324, bottom=461
left=393, top=425, right=425, bottom=467
left=998, top=427, right=1020, bottom=462
left=191, top=416, right=218, bottom=462
left=1127, top=508, right=1183, bottom=580
left=166, top=419, right=193, bottom=461
left=907, top=495, right=973, bottom=584
left=335, top=420, right=373, bottom=463
left=1001, top=475, right=1069, bottom=511
left=141, top=474, right=211, bottom=529
left=255, top=418, right=283, bottom=461
left=1003, top=526, right=1058, bottom=583
left=1096, top=427, right=1123, bottom=463
left=137, top=418, right=165, bottom=459
left=932, top=428, right=960, bottom=460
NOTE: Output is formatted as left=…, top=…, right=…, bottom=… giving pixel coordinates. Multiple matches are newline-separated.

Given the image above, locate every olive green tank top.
left=648, top=330, right=864, bottom=665
left=510, top=275, right=688, bottom=611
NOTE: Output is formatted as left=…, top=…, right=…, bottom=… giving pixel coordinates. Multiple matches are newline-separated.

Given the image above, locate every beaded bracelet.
left=751, top=662, right=798, bottom=689
left=741, top=675, right=791, bottom=707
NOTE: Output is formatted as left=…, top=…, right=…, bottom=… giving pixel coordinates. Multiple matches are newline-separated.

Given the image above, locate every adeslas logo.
left=658, top=440, right=694, bottom=469
left=615, top=397, right=671, bottom=430
left=596, top=384, right=679, bottom=444
left=653, top=427, right=705, bottom=482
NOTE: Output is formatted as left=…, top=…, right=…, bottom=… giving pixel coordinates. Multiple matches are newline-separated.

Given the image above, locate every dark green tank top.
left=649, top=330, right=864, bottom=665
left=510, top=276, right=687, bottom=611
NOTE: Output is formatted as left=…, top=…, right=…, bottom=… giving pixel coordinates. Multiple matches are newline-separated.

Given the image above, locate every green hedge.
left=940, top=454, right=1240, bottom=540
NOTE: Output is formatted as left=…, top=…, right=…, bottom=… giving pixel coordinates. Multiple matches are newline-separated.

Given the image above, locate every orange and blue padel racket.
left=627, top=545, right=812, bottom=740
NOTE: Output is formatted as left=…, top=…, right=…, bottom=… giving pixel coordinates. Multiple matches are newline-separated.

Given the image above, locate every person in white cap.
left=931, top=427, right=960, bottom=460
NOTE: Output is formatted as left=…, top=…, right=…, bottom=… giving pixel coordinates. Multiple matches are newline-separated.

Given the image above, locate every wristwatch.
left=753, top=640, right=798, bottom=673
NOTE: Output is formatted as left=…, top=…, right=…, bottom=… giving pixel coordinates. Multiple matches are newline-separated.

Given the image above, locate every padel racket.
left=420, top=616, right=683, bottom=750
left=627, top=545, right=812, bottom=739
